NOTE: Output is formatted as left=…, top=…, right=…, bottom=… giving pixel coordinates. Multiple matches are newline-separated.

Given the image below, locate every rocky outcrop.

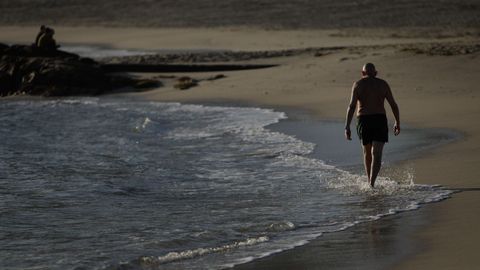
left=1, top=43, right=268, bottom=96
left=174, top=76, right=198, bottom=90
left=0, top=44, right=148, bottom=97
left=400, top=43, right=480, bottom=56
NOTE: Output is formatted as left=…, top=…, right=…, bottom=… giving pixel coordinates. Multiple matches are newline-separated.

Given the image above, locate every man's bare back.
left=353, top=77, right=394, bottom=116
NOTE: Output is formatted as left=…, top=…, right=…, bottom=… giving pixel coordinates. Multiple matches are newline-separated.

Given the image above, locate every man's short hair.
left=363, top=63, right=376, bottom=76
left=363, top=63, right=376, bottom=72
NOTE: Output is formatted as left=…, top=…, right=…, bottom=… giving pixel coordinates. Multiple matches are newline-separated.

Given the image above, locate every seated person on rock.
left=37, top=28, right=60, bottom=51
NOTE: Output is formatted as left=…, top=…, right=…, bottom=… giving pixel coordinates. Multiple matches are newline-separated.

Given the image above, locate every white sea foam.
left=162, top=104, right=287, bottom=141
left=139, top=236, right=269, bottom=266
left=267, top=221, right=296, bottom=232
left=135, top=117, right=152, bottom=131
left=58, top=98, right=100, bottom=105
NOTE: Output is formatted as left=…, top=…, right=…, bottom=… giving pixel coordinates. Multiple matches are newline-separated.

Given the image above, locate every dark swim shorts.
left=356, top=114, right=389, bottom=145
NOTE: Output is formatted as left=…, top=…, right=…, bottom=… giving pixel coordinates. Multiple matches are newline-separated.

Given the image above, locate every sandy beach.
left=2, top=22, right=480, bottom=269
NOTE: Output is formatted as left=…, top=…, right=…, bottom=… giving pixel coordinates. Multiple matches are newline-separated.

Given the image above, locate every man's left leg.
left=362, top=143, right=373, bottom=181
left=370, top=141, right=385, bottom=187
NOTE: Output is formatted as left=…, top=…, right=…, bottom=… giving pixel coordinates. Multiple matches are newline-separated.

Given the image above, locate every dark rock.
left=134, top=79, right=162, bottom=89
left=206, top=74, right=226, bottom=81
left=79, top=57, right=96, bottom=65
left=174, top=76, right=198, bottom=90
left=0, top=43, right=9, bottom=53
left=0, top=71, right=13, bottom=96
left=0, top=53, right=109, bottom=96
left=0, top=43, right=140, bottom=97
left=2, top=44, right=79, bottom=59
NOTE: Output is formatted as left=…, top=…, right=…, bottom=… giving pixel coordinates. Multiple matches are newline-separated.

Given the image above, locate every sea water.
left=60, top=45, right=223, bottom=59
left=0, top=98, right=452, bottom=270
left=61, top=45, right=154, bottom=59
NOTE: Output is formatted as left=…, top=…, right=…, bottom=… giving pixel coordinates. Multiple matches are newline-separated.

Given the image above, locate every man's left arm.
left=385, top=84, right=400, bottom=136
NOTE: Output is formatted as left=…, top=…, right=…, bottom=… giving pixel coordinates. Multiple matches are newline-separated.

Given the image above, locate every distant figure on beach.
left=344, top=63, right=400, bottom=187
left=34, top=25, right=47, bottom=47
left=37, top=27, right=59, bottom=51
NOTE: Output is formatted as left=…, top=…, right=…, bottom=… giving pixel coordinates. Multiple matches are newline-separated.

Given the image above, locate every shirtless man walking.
left=345, top=63, right=400, bottom=187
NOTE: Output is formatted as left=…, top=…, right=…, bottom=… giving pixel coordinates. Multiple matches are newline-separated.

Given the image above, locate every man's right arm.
left=345, top=82, right=358, bottom=140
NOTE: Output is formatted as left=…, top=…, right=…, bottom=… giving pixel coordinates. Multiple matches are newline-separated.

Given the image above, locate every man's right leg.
left=362, top=143, right=372, bottom=182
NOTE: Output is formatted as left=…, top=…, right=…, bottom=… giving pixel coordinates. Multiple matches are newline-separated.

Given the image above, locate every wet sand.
left=234, top=204, right=433, bottom=270
left=232, top=112, right=457, bottom=270
left=2, top=26, right=480, bottom=269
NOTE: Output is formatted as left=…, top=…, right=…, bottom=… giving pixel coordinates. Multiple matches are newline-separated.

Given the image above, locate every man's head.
left=362, top=63, right=377, bottom=77
left=45, top=28, right=54, bottom=36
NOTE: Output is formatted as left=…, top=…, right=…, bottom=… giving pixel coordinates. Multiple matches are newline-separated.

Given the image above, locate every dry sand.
left=2, top=26, right=480, bottom=269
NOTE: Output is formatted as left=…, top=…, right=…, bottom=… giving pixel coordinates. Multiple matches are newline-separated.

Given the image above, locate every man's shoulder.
left=357, top=76, right=387, bottom=82
left=375, top=77, right=389, bottom=84
left=354, top=77, right=370, bottom=87
left=356, top=77, right=389, bottom=86
left=355, top=78, right=366, bottom=84
left=353, top=78, right=367, bottom=86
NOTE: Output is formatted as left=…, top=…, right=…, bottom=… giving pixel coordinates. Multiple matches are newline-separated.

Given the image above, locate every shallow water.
left=0, top=98, right=452, bottom=270
left=61, top=45, right=154, bottom=58
left=61, top=44, right=225, bottom=59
